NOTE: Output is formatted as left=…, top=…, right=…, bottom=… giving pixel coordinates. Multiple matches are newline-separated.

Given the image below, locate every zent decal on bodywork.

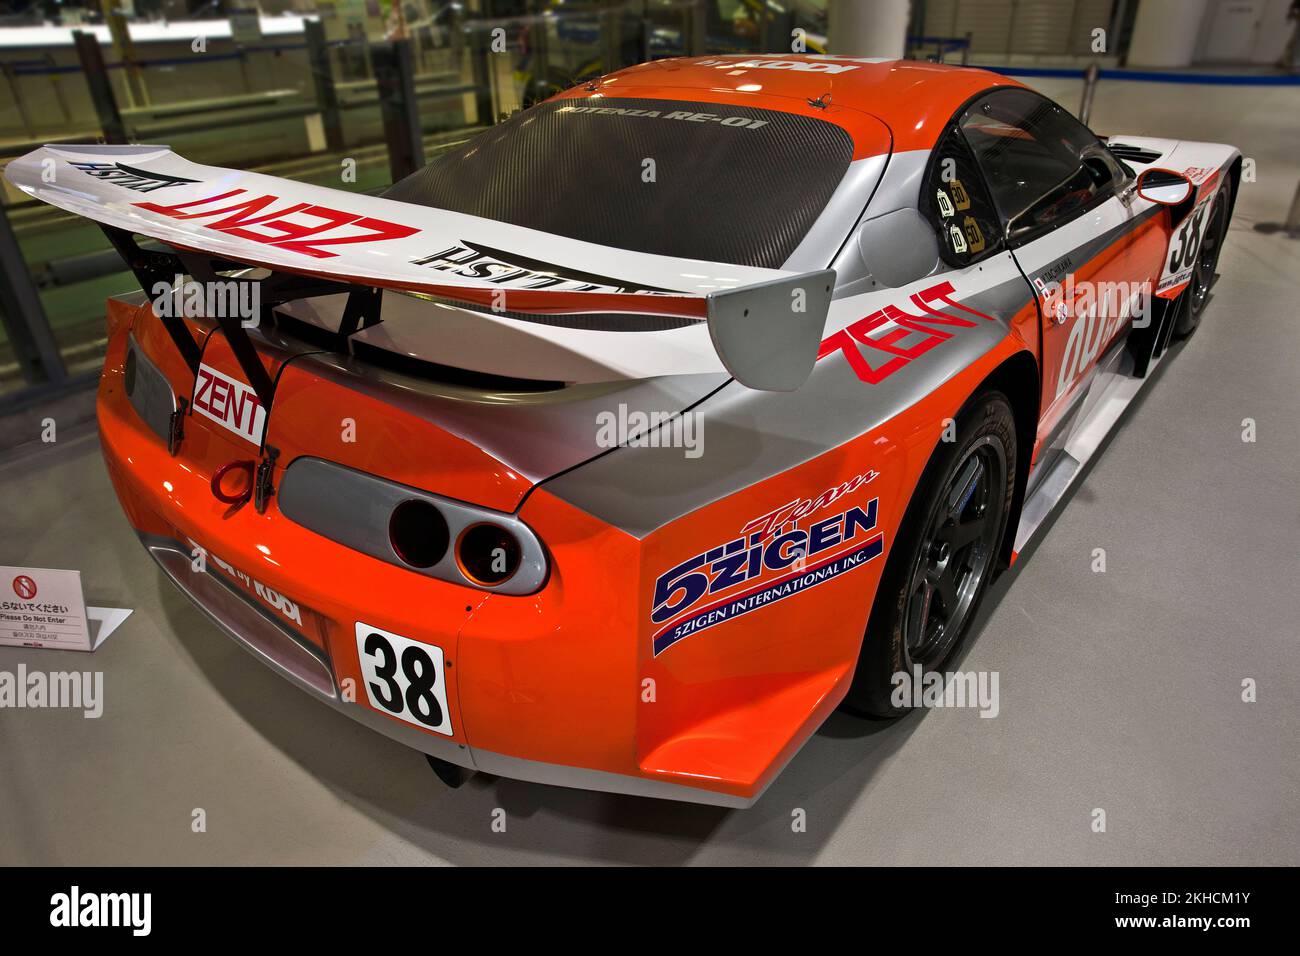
left=651, top=472, right=883, bottom=656
left=817, top=280, right=998, bottom=385
left=133, top=190, right=420, bottom=259
left=192, top=362, right=266, bottom=446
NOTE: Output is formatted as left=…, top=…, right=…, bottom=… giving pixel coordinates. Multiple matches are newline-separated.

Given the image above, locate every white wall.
left=1193, top=0, right=1295, bottom=64
left=1025, top=73, right=1300, bottom=224
left=921, top=0, right=1295, bottom=65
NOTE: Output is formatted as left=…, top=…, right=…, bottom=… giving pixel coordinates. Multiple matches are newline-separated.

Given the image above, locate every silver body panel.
left=544, top=264, right=1032, bottom=538
left=278, top=456, right=549, bottom=595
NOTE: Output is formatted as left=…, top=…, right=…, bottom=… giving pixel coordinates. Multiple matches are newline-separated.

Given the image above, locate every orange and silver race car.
left=6, top=55, right=1238, bottom=807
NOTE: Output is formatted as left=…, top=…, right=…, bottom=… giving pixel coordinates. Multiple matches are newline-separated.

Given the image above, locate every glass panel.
left=961, top=88, right=1110, bottom=232
left=924, top=125, right=1004, bottom=267
left=0, top=2, right=490, bottom=398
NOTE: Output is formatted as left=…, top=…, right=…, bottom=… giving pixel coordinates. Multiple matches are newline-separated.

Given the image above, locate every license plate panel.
left=354, top=622, right=453, bottom=737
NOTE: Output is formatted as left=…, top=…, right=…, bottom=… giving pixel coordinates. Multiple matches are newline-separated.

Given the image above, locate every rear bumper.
left=136, top=529, right=753, bottom=808
left=101, top=316, right=760, bottom=808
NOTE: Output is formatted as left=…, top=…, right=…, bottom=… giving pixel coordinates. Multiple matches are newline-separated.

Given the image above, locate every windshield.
left=383, top=97, right=854, bottom=270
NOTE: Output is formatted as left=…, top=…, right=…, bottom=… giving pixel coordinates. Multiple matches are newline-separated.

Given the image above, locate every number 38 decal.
left=354, top=623, right=453, bottom=736
left=1168, top=204, right=1207, bottom=274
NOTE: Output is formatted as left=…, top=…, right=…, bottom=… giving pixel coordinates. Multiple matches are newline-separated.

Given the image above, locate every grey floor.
left=2, top=84, right=1299, bottom=866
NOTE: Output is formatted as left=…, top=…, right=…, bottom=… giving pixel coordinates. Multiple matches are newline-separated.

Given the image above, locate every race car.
left=5, top=55, right=1237, bottom=808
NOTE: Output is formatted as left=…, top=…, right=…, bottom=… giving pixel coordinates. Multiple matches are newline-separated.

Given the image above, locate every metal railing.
left=0, top=24, right=486, bottom=408
left=906, top=34, right=973, bottom=65
left=0, top=6, right=655, bottom=410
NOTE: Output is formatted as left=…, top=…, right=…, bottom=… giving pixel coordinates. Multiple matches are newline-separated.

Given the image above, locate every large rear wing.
left=5, top=144, right=834, bottom=398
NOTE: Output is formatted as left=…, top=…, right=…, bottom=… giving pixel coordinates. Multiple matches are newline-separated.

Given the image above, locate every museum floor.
left=2, top=79, right=1298, bottom=866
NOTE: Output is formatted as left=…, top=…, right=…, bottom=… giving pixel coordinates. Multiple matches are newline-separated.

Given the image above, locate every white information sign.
left=0, top=566, right=93, bottom=651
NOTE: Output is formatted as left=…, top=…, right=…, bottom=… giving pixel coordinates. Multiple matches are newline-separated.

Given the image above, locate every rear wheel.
left=1174, top=182, right=1230, bottom=338
left=842, top=392, right=1016, bottom=718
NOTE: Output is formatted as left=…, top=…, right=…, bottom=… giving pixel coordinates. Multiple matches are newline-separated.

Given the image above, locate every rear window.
left=382, top=97, right=854, bottom=269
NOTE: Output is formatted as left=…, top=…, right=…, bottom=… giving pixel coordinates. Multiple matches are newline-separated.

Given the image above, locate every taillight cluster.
left=388, top=501, right=523, bottom=586
left=277, top=457, right=545, bottom=595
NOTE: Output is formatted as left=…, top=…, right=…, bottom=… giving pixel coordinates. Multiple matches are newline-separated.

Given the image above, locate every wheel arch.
left=968, top=349, right=1039, bottom=567
left=844, top=345, right=1039, bottom=715
left=1225, top=154, right=1243, bottom=226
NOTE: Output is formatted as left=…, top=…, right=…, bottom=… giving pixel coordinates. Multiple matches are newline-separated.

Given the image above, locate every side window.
left=922, top=123, right=1004, bottom=268
left=960, top=89, right=1123, bottom=241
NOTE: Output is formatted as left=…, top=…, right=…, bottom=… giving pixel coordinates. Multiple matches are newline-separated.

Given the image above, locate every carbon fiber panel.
left=382, top=98, right=854, bottom=270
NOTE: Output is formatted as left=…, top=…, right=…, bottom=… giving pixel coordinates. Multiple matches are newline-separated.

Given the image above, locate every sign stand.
left=1, top=566, right=132, bottom=652
left=87, top=606, right=134, bottom=651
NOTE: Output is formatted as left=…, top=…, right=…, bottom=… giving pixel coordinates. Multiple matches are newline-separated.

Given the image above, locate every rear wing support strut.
left=101, top=225, right=365, bottom=412
left=176, top=250, right=277, bottom=409
left=102, top=226, right=204, bottom=373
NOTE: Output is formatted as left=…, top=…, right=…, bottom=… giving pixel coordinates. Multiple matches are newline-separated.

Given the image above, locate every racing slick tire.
left=1174, top=179, right=1231, bottom=339
left=842, top=392, right=1017, bottom=718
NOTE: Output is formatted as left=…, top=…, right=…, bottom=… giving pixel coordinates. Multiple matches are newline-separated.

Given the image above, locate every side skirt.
left=1012, top=327, right=1168, bottom=555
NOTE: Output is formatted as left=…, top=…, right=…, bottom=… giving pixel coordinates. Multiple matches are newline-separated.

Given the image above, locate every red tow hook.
left=211, top=459, right=256, bottom=505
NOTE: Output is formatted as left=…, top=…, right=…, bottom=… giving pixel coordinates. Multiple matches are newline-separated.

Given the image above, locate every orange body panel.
left=1034, top=213, right=1171, bottom=451
left=266, top=362, right=531, bottom=511
left=100, top=300, right=1029, bottom=803
left=555, top=57, right=1027, bottom=157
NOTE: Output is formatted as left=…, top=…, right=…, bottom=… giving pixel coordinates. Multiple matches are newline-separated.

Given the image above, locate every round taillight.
left=389, top=499, right=450, bottom=568
left=456, top=523, right=522, bottom=586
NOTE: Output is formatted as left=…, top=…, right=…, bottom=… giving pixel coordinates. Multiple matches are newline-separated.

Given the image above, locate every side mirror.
left=1135, top=168, right=1193, bottom=206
